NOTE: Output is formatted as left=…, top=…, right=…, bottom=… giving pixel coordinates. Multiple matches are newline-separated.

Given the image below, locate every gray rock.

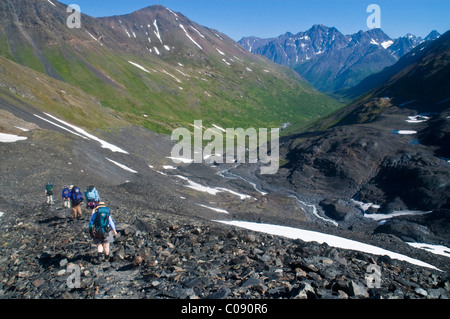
left=348, top=281, right=369, bottom=298
left=291, top=283, right=316, bottom=299
left=415, top=287, right=428, bottom=297
left=320, top=198, right=354, bottom=221
left=241, top=277, right=262, bottom=288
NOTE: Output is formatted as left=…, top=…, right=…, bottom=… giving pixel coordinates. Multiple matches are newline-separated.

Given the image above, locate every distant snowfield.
left=216, top=220, right=441, bottom=270
left=179, top=24, right=202, bottom=50
left=0, top=133, right=27, bottom=143
left=0, top=212, right=4, bottom=218
left=406, top=115, right=430, bottom=123
left=393, top=130, right=417, bottom=135
left=175, top=175, right=253, bottom=200
left=129, top=61, right=151, bottom=73
left=105, top=157, right=137, bottom=174
left=39, top=113, right=129, bottom=154
left=197, top=204, right=229, bottom=215
left=15, top=126, right=30, bottom=132
left=166, top=156, right=194, bottom=164
left=381, top=40, right=394, bottom=49
left=408, top=243, right=450, bottom=259
left=364, top=210, right=432, bottom=221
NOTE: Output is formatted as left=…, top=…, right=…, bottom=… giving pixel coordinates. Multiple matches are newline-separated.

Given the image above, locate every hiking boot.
left=92, top=253, right=102, bottom=265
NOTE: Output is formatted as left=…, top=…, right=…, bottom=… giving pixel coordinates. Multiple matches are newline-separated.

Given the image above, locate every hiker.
left=62, top=185, right=72, bottom=209
left=70, top=185, right=84, bottom=219
left=45, top=183, right=54, bottom=205
left=89, top=202, right=118, bottom=264
left=85, top=185, right=101, bottom=211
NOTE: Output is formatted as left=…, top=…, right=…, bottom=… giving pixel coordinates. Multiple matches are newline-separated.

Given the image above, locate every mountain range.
left=239, top=25, right=441, bottom=94
left=0, top=0, right=341, bottom=134
left=0, top=0, right=449, bottom=299
left=263, top=30, right=450, bottom=229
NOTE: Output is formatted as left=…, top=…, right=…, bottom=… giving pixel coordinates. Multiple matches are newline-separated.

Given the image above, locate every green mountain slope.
left=0, top=0, right=342, bottom=134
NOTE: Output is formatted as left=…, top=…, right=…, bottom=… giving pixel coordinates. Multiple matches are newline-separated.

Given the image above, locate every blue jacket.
left=62, top=188, right=72, bottom=199
left=85, top=187, right=100, bottom=202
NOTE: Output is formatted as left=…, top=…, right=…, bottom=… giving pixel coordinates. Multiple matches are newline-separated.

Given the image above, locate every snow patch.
left=175, top=175, right=252, bottom=200
left=162, top=70, right=181, bottom=83
left=190, top=26, right=205, bottom=38
left=106, top=157, right=137, bottom=174
left=14, top=126, right=30, bottom=132
left=406, top=115, right=430, bottom=123
left=179, top=24, right=202, bottom=50
left=166, top=8, right=178, bottom=18
left=215, top=220, right=440, bottom=270
left=128, top=61, right=151, bottom=73
left=47, top=0, right=56, bottom=7
left=86, top=31, right=103, bottom=46
left=0, top=133, right=27, bottom=143
left=167, top=156, right=194, bottom=164
left=153, top=20, right=163, bottom=44
left=381, top=40, right=394, bottom=49
left=408, top=243, right=450, bottom=259
left=393, top=130, right=417, bottom=135
left=364, top=210, right=431, bottom=222
left=351, top=199, right=381, bottom=212
left=215, top=47, right=226, bottom=56
left=42, top=113, right=129, bottom=154
left=212, top=124, right=226, bottom=132
left=175, top=68, right=189, bottom=78
left=197, top=204, right=229, bottom=214
left=33, top=114, right=89, bottom=140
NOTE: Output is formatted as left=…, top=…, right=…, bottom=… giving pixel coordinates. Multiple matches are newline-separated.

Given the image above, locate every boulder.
left=320, top=198, right=354, bottom=221
left=348, top=281, right=369, bottom=298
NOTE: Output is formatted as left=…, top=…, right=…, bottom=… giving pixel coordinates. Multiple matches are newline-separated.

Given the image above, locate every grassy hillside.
left=0, top=1, right=343, bottom=135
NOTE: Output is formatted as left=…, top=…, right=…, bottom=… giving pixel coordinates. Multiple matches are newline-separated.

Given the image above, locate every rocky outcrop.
left=319, top=198, right=356, bottom=221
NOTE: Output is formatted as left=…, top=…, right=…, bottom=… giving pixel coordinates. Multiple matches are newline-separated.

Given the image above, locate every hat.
left=69, top=185, right=74, bottom=189
left=98, top=202, right=106, bottom=206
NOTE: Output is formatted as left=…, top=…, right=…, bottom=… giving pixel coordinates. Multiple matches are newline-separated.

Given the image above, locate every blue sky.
left=58, top=0, right=450, bottom=40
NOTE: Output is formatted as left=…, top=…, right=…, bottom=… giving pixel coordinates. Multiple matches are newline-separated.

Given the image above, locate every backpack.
left=85, top=187, right=96, bottom=202
left=62, top=188, right=71, bottom=199
left=71, top=187, right=84, bottom=205
left=90, top=207, right=111, bottom=240
left=46, top=184, right=53, bottom=195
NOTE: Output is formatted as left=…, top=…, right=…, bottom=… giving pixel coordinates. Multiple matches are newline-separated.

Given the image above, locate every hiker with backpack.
left=85, top=185, right=101, bottom=211
left=62, top=185, right=72, bottom=209
left=70, top=186, right=84, bottom=219
left=45, top=183, right=54, bottom=205
left=89, top=202, right=118, bottom=264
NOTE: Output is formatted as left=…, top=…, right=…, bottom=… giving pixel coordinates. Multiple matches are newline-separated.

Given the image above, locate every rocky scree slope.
left=0, top=120, right=449, bottom=299
left=1, top=199, right=449, bottom=300
left=0, top=99, right=449, bottom=300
